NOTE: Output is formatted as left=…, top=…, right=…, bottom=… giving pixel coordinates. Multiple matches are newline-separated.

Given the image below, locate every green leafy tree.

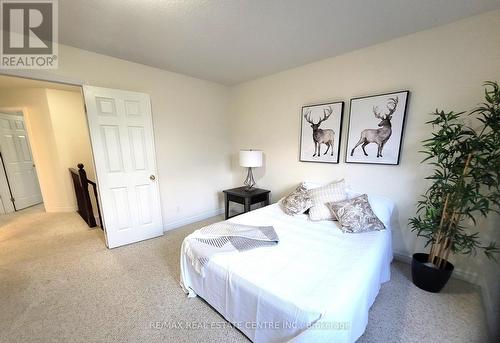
left=409, top=81, right=500, bottom=269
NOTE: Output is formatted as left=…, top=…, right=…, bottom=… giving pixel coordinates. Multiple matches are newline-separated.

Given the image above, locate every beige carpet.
left=0, top=207, right=490, bottom=343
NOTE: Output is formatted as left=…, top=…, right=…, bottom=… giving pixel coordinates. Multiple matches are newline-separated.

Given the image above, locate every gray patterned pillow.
left=326, top=194, right=385, bottom=233
left=281, top=183, right=313, bottom=216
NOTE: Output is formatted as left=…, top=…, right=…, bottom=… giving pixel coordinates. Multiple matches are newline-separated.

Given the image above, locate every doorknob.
left=150, top=175, right=156, bottom=181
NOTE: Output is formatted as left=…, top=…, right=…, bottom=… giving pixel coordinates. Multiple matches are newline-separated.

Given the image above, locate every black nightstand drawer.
left=248, top=192, right=269, bottom=204
left=223, top=187, right=271, bottom=219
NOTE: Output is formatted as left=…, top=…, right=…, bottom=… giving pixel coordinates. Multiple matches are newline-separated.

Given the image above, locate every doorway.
left=0, top=111, right=43, bottom=213
left=0, top=74, right=164, bottom=248
left=0, top=74, right=102, bottom=241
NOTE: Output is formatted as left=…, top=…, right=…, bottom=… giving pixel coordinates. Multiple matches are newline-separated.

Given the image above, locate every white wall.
left=2, top=9, right=498, bottom=337
left=230, top=9, right=500, bottom=268
left=229, top=10, right=500, bottom=338
left=0, top=88, right=95, bottom=213
left=477, top=215, right=500, bottom=340
left=61, top=46, right=232, bottom=228
left=9, top=44, right=233, bottom=227
left=45, top=88, right=98, bottom=212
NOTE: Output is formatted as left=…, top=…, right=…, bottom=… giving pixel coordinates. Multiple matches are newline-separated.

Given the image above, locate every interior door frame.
left=0, top=71, right=90, bottom=215
left=0, top=71, right=164, bottom=245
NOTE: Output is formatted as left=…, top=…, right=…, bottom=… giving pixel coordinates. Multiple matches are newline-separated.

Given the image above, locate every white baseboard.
left=395, top=251, right=498, bottom=340
left=163, top=208, right=224, bottom=231
left=393, top=252, right=412, bottom=264
left=479, top=274, right=499, bottom=341
left=392, top=251, right=478, bottom=284
left=479, top=276, right=494, bottom=340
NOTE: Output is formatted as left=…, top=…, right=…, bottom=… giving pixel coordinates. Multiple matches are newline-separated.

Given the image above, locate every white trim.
left=479, top=275, right=497, bottom=341
left=94, top=215, right=102, bottom=227
left=163, top=208, right=224, bottom=231
left=0, top=70, right=85, bottom=86
left=392, top=251, right=478, bottom=284
left=394, top=251, right=497, bottom=340
left=392, top=251, right=412, bottom=264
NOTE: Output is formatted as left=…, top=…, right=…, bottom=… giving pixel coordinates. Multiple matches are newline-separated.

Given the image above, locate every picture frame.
left=299, top=101, right=344, bottom=164
left=345, top=90, right=409, bottom=165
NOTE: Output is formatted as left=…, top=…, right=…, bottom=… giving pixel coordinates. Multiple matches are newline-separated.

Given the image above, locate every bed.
left=180, top=194, right=394, bottom=343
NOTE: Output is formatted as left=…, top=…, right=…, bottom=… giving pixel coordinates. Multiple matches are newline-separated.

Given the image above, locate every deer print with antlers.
left=304, top=106, right=335, bottom=157
left=350, top=97, right=398, bottom=158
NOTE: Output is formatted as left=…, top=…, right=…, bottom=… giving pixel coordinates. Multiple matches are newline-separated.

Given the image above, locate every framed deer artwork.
left=299, top=101, right=344, bottom=164
left=345, top=90, right=409, bottom=165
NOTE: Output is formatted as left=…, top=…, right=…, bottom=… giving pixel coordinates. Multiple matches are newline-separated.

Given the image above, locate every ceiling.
left=0, top=75, right=80, bottom=92
left=59, top=0, right=500, bottom=85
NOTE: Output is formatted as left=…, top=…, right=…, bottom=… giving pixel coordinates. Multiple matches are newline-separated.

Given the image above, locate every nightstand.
left=223, top=187, right=271, bottom=219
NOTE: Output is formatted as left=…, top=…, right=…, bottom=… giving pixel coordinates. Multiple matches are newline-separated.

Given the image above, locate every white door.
left=83, top=86, right=163, bottom=248
left=0, top=113, right=42, bottom=210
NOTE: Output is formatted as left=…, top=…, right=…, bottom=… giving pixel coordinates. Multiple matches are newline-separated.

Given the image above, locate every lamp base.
left=243, top=167, right=256, bottom=191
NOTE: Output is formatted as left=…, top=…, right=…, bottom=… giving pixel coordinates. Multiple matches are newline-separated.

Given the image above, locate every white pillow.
left=309, top=183, right=367, bottom=199
left=303, top=181, right=324, bottom=190
left=366, top=194, right=395, bottom=229
left=308, top=179, right=348, bottom=221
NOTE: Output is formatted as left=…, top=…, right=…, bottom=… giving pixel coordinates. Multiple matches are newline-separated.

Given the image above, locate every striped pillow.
left=308, top=179, right=347, bottom=221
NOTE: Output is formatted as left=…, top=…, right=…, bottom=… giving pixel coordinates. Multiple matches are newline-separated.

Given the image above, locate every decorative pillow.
left=302, top=181, right=324, bottom=190
left=281, top=183, right=313, bottom=216
left=326, top=194, right=385, bottom=233
left=308, top=179, right=347, bottom=221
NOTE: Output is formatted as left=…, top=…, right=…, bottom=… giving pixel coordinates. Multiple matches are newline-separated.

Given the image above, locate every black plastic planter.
left=411, top=253, right=454, bottom=293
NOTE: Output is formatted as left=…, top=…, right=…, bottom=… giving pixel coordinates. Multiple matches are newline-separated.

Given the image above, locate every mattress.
left=180, top=195, right=394, bottom=343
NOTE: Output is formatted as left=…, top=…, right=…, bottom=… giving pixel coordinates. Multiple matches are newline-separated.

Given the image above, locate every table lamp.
left=239, top=150, right=263, bottom=191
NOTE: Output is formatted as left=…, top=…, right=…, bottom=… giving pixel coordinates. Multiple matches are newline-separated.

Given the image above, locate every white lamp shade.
left=239, top=150, right=263, bottom=167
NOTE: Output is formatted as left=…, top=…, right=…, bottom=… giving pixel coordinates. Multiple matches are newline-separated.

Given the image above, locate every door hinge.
left=10, top=197, right=15, bottom=203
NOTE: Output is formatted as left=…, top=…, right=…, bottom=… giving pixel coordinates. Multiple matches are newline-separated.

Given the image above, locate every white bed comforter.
left=180, top=195, right=394, bottom=343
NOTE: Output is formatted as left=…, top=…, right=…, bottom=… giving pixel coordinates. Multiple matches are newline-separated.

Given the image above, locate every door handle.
left=150, top=175, right=156, bottom=181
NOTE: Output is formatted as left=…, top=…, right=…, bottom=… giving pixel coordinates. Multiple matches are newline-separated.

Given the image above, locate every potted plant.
left=409, top=81, right=500, bottom=293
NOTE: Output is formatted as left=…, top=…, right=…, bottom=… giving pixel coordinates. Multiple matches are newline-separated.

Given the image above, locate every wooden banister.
left=69, top=164, right=103, bottom=229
